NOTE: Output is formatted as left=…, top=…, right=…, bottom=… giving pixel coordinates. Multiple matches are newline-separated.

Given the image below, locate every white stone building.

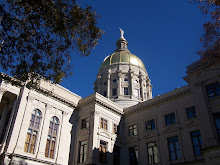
left=0, top=32, right=220, bottom=165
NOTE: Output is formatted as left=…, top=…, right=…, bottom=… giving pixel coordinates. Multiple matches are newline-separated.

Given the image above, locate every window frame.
left=205, top=82, right=220, bottom=98
left=128, top=146, right=138, bottom=165
left=124, top=87, right=129, bottom=95
left=78, top=140, right=88, bottom=163
left=186, top=106, right=197, bottom=119
left=145, top=119, right=156, bottom=131
left=128, top=124, right=137, bottom=136
left=81, top=117, right=89, bottom=129
left=45, top=116, right=59, bottom=159
left=165, top=112, right=176, bottom=126
left=99, top=140, right=107, bottom=163
left=147, top=141, right=159, bottom=164
left=24, top=109, right=42, bottom=154
left=167, top=136, right=181, bottom=161
left=112, top=88, right=117, bottom=96
left=190, top=130, right=202, bottom=156
left=100, top=118, right=108, bottom=130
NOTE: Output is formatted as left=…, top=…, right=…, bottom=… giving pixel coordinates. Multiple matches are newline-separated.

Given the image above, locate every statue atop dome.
left=119, top=27, right=124, bottom=39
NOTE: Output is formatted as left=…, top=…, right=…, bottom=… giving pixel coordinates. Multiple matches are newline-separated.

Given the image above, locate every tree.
left=191, top=0, right=220, bottom=61
left=0, top=0, right=102, bottom=83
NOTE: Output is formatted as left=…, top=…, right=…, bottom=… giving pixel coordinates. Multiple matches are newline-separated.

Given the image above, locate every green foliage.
left=0, top=0, right=102, bottom=83
left=191, top=0, right=220, bottom=60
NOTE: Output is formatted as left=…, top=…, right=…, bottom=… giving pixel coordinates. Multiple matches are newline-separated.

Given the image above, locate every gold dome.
left=98, top=50, right=146, bottom=72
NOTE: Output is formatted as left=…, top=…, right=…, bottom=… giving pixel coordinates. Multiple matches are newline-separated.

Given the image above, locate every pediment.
left=183, top=119, right=198, bottom=129
left=77, top=129, right=89, bottom=137
left=126, top=136, right=139, bottom=144
left=98, top=130, right=111, bottom=139
left=142, top=131, right=159, bottom=139
left=161, top=125, right=179, bottom=134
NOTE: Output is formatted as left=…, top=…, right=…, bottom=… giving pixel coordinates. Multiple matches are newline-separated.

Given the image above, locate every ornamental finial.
left=119, top=27, right=124, bottom=39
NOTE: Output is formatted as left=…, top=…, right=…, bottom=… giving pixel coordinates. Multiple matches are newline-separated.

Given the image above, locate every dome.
left=98, top=50, right=146, bottom=72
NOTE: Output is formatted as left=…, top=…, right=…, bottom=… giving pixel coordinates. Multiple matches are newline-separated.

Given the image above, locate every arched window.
left=45, top=116, right=59, bottom=159
left=24, top=109, right=42, bottom=153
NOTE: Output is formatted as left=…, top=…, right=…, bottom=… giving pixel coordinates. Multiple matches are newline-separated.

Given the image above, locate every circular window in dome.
left=113, top=79, right=117, bottom=83
left=124, top=78, right=128, bottom=82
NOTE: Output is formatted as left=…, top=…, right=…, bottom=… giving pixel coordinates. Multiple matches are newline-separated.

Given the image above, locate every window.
left=113, top=79, right=117, bottom=83
left=113, top=146, right=120, bottom=165
left=24, top=109, right=42, bottom=154
left=128, top=125, right=137, bottom=136
left=79, top=140, right=87, bottom=163
left=206, top=82, right=220, bottom=98
left=113, top=124, right=119, bottom=134
left=124, top=78, right=128, bottom=82
left=103, top=91, right=107, bottom=97
left=168, top=136, right=181, bottom=161
left=186, top=106, right=196, bottom=119
left=104, top=82, right=107, bottom=85
left=134, top=89, right=139, bottom=97
left=112, top=88, right=117, bottom=96
left=165, top=113, right=176, bottom=125
left=147, top=142, right=159, bottom=164
left=191, top=131, right=202, bottom=156
left=129, top=146, right=138, bottom=165
left=145, top=119, right=155, bottom=131
left=124, top=87, right=129, bottom=95
left=99, top=141, right=107, bottom=163
left=81, top=118, right=89, bottom=129
left=100, top=118, right=108, bottom=130
left=214, top=113, right=220, bottom=138
left=45, top=116, right=59, bottom=159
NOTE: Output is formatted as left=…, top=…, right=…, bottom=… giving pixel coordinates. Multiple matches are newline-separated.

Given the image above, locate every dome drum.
left=94, top=31, right=152, bottom=108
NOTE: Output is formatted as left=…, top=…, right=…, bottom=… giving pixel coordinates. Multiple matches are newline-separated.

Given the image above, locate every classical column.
left=96, top=76, right=101, bottom=94
left=107, top=72, right=111, bottom=99
left=139, top=75, right=144, bottom=100
left=118, top=72, right=122, bottom=98
left=130, top=72, right=134, bottom=99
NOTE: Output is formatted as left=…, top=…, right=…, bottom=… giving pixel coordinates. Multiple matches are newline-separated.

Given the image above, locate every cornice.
left=124, top=87, right=191, bottom=117
left=78, top=93, right=124, bottom=115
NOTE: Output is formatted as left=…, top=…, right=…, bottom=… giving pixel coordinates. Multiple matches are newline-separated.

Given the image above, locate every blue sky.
left=60, top=0, right=207, bottom=98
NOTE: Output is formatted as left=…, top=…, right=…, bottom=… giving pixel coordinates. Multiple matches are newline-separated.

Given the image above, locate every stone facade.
left=0, top=35, right=220, bottom=165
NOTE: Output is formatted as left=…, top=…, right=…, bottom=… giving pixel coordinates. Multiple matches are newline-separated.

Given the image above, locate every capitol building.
left=0, top=31, right=220, bottom=165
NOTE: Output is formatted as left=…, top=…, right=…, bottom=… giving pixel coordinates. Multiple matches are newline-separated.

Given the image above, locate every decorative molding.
left=161, top=125, right=179, bottom=135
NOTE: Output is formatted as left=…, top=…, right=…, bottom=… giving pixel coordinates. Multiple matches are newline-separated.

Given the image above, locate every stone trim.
left=124, top=88, right=191, bottom=116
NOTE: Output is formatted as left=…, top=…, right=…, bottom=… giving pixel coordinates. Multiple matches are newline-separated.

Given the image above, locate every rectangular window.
left=128, top=125, right=137, bottom=136
left=168, top=136, right=181, bottom=161
left=100, top=118, right=108, bottom=130
left=81, top=118, right=89, bottom=129
left=186, top=106, right=196, bottom=119
left=147, top=142, right=159, bottom=164
left=113, top=146, right=120, bottom=165
left=129, top=146, right=138, bottom=165
left=113, top=124, right=118, bottom=134
left=213, top=113, right=220, bottom=138
left=145, top=119, right=155, bottom=131
left=103, top=91, right=107, bottom=97
left=124, top=87, right=129, bottom=95
left=191, top=131, right=202, bottom=156
left=112, top=88, right=117, bottom=96
left=79, top=140, right=87, bottom=163
left=99, top=141, right=107, bottom=163
left=206, top=82, right=220, bottom=98
left=165, top=113, right=176, bottom=125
